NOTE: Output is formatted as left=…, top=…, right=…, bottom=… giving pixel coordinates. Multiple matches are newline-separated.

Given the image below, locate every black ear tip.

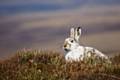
left=77, top=26, right=82, bottom=31
left=78, top=26, right=82, bottom=29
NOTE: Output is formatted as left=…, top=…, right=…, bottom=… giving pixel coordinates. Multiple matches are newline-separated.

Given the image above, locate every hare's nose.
left=64, top=44, right=67, bottom=48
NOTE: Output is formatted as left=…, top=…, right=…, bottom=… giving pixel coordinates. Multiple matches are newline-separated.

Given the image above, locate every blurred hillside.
left=0, top=0, right=120, bottom=58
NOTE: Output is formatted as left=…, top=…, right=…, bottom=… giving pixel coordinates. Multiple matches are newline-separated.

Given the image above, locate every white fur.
left=63, top=27, right=109, bottom=62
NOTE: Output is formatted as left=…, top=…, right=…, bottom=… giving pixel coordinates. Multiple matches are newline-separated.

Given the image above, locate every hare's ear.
left=75, top=27, right=82, bottom=42
left=70, top=27, right=75, bottom=38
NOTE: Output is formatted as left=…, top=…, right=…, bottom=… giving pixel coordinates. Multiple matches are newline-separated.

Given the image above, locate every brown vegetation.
left=0, top=50, right=120, bottom=80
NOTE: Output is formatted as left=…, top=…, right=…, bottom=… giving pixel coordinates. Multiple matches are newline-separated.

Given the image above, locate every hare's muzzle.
left=63, top=42, right=71, bottom=51
left=63, top=41, right=68, bottom=48
left=64, top=44, right=67, bottom=48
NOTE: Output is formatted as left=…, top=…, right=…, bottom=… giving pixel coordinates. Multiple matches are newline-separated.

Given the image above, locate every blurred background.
left=0, top=0, right=120, bottom=59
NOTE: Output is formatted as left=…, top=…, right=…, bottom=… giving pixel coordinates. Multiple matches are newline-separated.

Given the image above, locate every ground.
left=0, top=50, right=120, bottom=80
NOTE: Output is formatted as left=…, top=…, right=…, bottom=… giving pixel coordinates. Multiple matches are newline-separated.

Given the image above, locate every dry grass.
left=0, top=49, right=120, bottom=80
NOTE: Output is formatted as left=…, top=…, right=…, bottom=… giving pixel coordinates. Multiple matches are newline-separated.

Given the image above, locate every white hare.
left=63, top=27, right=109, bottom=62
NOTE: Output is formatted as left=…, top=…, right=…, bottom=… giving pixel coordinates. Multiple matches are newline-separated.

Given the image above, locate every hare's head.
left=63, top=27, right=82, bottom=52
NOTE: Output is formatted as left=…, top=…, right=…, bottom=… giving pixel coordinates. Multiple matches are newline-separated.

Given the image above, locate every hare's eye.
left=71, top=40, right=74, bottom=43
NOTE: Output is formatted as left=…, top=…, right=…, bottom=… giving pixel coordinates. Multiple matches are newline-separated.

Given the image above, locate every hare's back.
left=84, top=47, right=108, bottom=59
